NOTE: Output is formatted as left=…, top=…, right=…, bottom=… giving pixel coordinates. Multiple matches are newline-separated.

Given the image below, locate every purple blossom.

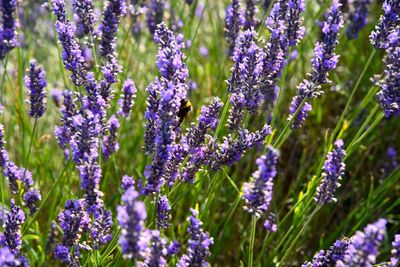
left=52, top=0, right=87, bottom=86
left=144, top=79, right=160, bottom=154
left=54, top=244, right=79, bottom=266
left=117, top=185, right=148, bottom=260
left=210, top=124, right=272, bottom=170
left=156, top=195, right=171, bottom=229
left=163, top=144, right=186, bottom=186
left=244, top=0, right=260, bottom=29
left=243, top=146, right=279, bottom=217
left=376, top=46, right=400, bottom=118
left=50, top=89, right=62, bottom=108
left=177, top=209, right=213, bottom=267
left=118, top=79, right=137, bottom=117
left=139, top=230, right=168, bottom=267
left=224, top=0, right=243, bottom=55
left=102, top=115, right=120, bottom=160
left=23, top=189, right=41, bottom=216
left=384, top=147, right=398, bottom=176
left=146, top=0, right=165, bottom=35
left=25, top=61, right=47, bottom=119
left=337, top=219, right=387, bottom=266
left=0, top=0, right=18, bottom=60
left=0, top=200, right=25, bottom=255
left=346, top=0, right=371, bottom=39
left=302, top=239, right=350, bottom=266
left=100, top=55, right=122, bottom=105
left=315, top=139, right=346, bottom=205
left=72, top=0, right=97, bottom=36
left=370, top=0, right=400, bottom=49
left=98, top=0, right=127, bottom=58
left=3, top=162, right=21, bottom=194
left=57, top=199, right=90, bottom=247
left=167, top=241, right=180, bottom=256
left=0, top=124, right=9, bottom=168
left=287, top=0, right=305, bottom=46
left=0, top=247, right=20, bottom=266
left=289, top=0, right=344, bottom=128
left=389, top=235, right=400, bottom=266
left=90, top=208, right=113, bottom=249
left=55, top=90, right=78, bottom=153
left=121, top=175, right=135, bottom=191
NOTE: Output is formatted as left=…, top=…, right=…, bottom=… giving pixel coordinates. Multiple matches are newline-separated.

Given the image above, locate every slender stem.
left=278, top=206, right=320, bottom=265
left=22, top=119, right=37, bottom=182
left=1, top=55, right=9, bottom=103
left=248, top=215, right=257, bottom=267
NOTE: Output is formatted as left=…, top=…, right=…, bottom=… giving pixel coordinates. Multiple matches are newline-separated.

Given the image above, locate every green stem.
left=248, top=215, right=257, bottom=267
left=22, top=119, right=37, bottom=183
left=1, top=55, right=9, bottom=103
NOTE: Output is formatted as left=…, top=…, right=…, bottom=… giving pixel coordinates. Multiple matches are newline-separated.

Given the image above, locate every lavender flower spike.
left=224, top=0, right=243, bottom=55
left=287, top=0, right=306, bottom=46
left=177, top=209, right=213, bottom=267
left=72, top=0, right=97, bottom=36
left=376, top=46, right=400, bottom=118
left=389, top=235, right=400, bottom=266
left=244, top=0, right=260, bottom=29
left=337, top=219, right=387, bottom=266
left=289, top=0, right=344, bottom=128
left=156, top=195, right=171, bottom=229
left=0, top=247, right=20, bottom=266
left=0, top=0, right=18, bottom=60
left=370, top=0, right=400, bottom=49
left=243, top=146, right=279, bottom=217
left=315, top=139, right=346, bottom=205
left=118, top=79, right=137, bottom=117
left=99, top=0, right=127, bottom=58
left=102, top=115, right=120, bottom=160
left=25, top=61, right=47, bottom=119
left=302, top=238, right=350, bottom=266
left=1, top=200, right=25, bottom=256
left=146, top=0, right=165, bottom=35
left=346, top=0, right=371, bottom=39
left=117, top=184, right=148, bottom=260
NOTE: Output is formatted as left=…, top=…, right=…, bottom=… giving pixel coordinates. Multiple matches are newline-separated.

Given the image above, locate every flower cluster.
left=346, top=0, right=371, bottom=39
left=0, top=0, right=18, bottom=59
left=118, top=78, right=137, bottom=117
left=244, top=0, right=260, bottom=29
left=370, top=0, right=400, bottom=49
left=72, top=0, right=97, bottom=36
left=25, top=61, right=47, bottom=119
left=302, top=239, right=350, bottom=266
left=315, top=139, right=346, bottom=205
left=146, top=0, right=165, bottom=35
left=289, top=0, right=343, bottom=128
left=224, top=0, right=243, bottom=55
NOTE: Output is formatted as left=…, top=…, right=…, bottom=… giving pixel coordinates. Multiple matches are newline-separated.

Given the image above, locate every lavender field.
left=0, top=0, right=399, bottom=266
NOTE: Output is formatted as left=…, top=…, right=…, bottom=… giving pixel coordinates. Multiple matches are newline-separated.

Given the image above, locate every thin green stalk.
left=1, top=55, right=9, bottom=102
left=248, top=215, right=257, bottom=267
left=22, top=119, right=38, bottom=181
left=278, top=206, right=320, bottom=265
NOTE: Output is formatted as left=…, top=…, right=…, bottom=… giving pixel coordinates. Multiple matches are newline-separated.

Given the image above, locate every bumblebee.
left=178, top=99, right=192, bottom=125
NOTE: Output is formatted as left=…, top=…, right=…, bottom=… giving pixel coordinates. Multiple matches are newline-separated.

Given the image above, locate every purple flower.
left=346, top=0, right=371, bottom=39
left=54, top=244, right=79, bottom=266
left=376, top=46, right=400, bottom=118
left=146, top=0, right=165, bottom=35
left=389, top=235, right=400, bottom=266
left=244, top=0, right=260, bottom=29
left=118, top=79, right=137, bottom=117
left=52, top=0, right=87, bottom=86
left=315, top=139, right=346, bottom=205
left=224, top=0, right=243, bottom=55
left=77, top=157, right=103, bottom=212
left=167, top=241, right=180, bottom=256
left=0, top=124, right=9, bottom=168
left=287, top=0, right=305, bottom=46
left=156, top=195, right=171, bottom=229
left=102, top=115, right=120, bottom=160
left=144, top=79, right=160, bottom=154
left=121, top=175, right=135, bottom=191
left=0, top=0, right=18, bottom=60
left=337, top=219, right=387, bottom=266
left=384, top=147, right=398, bottom=176
left=210, top=124, right=272, bottom=170
left=1, top=200, right=25, bottom=255
left=177, top=209, right=213, bottom=267
left=50, top=89, right=62, bottom=108
left=0, top=247, right=20, bottom=266
left=55, top=90, right=78, bottom=153
left=302, top=239, right=350, bottom=266
left=57, top=199, right=90, bottom=247
left=3, top=162, right=21, bottom=194
left=139, top=230, right=168, bottom=267
left=100, top=55, right=122, bottom=105
left=23, top=189, right=41, bottom=216
left=289, top=0, right=344, bottom=128
left=72, top=0, right=97, bottom=36
left=163, top=144, right=186, bottom=186
left=90, top=208, right=113, bottom=249
left=98, top=0, right=127, bottom=58
left=25, top=61, right=47, bottom=119
left=117, top=185, right=148, bottom=260
left=370, top=0, right=400, bottom=49
left=243, top=146, right=279, bottom=217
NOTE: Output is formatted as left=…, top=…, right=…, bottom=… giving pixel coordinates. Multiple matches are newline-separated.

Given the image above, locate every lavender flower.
left=0, top=124, right=9, bottom=168
left=243, top=146, right=279, bottom=217
left=102, top=115, right=120, bottom=160
left=54, top=244, right=79, bottom=266
left=100, top=54, right=122, bottom=106
left=0, top=0, right=18, bottom=60
left=25, top=61, right=47, bottom=118
left=315, top=139, right=346, bottom=205
left=289, top=0, right=344, bottom=128
left=72, top=0, right=97, bottom=36
left=55, top=90, right=78, bottom=153
left=90, top=208, right=113, bottom=249
left=57, top=199, right=90, bottom=247
left=98, top=0, right=127, bottom=58
left=23, top=189, right=41, bottom=216
left=244, top=0, right=260, bottom=29
left=346, top=0, right=371, bottom=39
left=156, top=195, right=171, bottom=229
left=302, top=239, right=350, bottom=266
left=337, top=219, right=387, bottom=266
left=146, top=0, right=165, bottom=35
left=77, top=157, right=104, bottom=212
left=370, top=0, right=400, bottom=49
left=287, top=0, right=305, bottom=46
left=144, top=79, right=160, bottom=154
left=0, top=247, right=20, bottom=266
left=167, top=241, right=180, bottom=256
left=210, top=124, right=272, bottom=170
left=117, top=185, right=148, bottom=260
left=384, top=147, right=398, bottom=176
left=139, top=230, right=168, bottom=267
left=52, top=0, right=87, bottom=86
left=1, top=200, right=25, bottom=255
left=376, top=46, right=400, bottom=118
left=121, top=175, right=135, bottom=191
left=177, top=209, right=213, bottom=267
left=389, top=235, right=400, bottom=266
left=224, top=0, right=243, bottom=55
left=163, top=144, right=186, bottom=186
left=118, top=79, right=137, bottom=117
left=50, top=89, right=62, bottom=107
left=3, top=162, right=21, bottom=194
